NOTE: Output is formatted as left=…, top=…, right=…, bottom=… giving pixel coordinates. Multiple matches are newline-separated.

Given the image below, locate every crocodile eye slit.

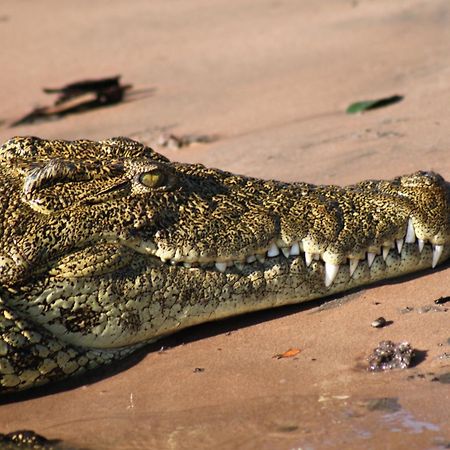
left=139, top=171, right=165, bottom=188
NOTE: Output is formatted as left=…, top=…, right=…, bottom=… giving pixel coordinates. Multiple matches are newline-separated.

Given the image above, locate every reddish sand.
left=0, top=1, right=449, bottom=449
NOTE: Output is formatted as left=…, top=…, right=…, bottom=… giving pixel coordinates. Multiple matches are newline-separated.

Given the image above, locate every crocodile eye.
left=139, top=171, right=165, bottom=188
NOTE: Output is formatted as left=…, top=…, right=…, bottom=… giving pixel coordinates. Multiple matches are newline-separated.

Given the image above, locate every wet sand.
left=0, top=1, right=449, bottom=449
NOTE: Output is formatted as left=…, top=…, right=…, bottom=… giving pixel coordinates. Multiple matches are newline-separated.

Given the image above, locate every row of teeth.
left=165, top=218, right=444, bottom=288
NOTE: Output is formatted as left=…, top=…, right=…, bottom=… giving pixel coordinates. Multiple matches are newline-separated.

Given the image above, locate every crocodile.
left=0, top=136, right=449, bottom=393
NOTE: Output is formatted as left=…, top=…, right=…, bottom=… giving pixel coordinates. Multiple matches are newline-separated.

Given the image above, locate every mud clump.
left=365, top=397, right=401, bottom=412
left=367, top=340, right=414, bottom=371
left=0, top=430, right=67, bottom=449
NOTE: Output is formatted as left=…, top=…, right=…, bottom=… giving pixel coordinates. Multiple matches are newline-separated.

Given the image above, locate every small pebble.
left=193, top=367, right=205, bottom=373
left=371, top=317, right=387, bottom=328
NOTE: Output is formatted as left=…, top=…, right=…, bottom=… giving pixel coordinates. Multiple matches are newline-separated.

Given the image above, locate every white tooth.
left=305, top=252, right=313, bottom=267
left=301, top=238, right=308, bottom=250
left=432, top=244, right=444, bottom=268
left=382, top=246, right=390, bottom=261
left=290, top=242, right=300, bottom=256
left=246, top=255, right=256, bottom=263
left=418, top=239, right=425, bottom=253
left=367, top=252, right=376, bottom=268
left=349, top=258, right=359, bottom=277
left=183, top=262, right=192, bottom=268
left=267, top=243, right=280, bottom=257
left=325, top=262, right=339, bottom=287
left=405, top=218, right=416, bottom=243
left=396, top=238, right=404, bottom=254
left=281, top=247, right=290, bottom=258
left=215, top=262, right=227, bottom=272
left=256, top=254, right=266, bottom=263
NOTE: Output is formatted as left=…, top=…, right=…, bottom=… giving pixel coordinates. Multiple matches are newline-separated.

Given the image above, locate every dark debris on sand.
left=368, top=340, right=414, bottom=371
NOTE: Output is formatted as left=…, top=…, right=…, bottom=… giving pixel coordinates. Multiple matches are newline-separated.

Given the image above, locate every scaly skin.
left=0, top=136, right=449, bottom=393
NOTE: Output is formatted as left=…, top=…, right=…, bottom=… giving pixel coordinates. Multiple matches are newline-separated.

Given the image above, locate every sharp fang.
left=215, top=262, right=227, bottom=272
left=382, top=246, right=390, bottom=261
left=246, top=255, right=256, bottom=263
left=305, top=252, right=313, bottom=267
left=418, top=239, right=425, bottom=253
left=349, top=259, right=359, bottom=277
left=325, top=262, right=339, bottom=287
left=281, top=247, right=290, bottom=258
left=405, top=218, right=416, bottom=243
left=396, top=238, right=404, bottom=254
left=256, top=254, right=266, bottom=263
left=290, top=242, right=300, bottom=256
left=367, top=252, right=376, bottom=268
left=432, top=244, right=444, bottom=268
left=267, top=243, right=280, bottom=257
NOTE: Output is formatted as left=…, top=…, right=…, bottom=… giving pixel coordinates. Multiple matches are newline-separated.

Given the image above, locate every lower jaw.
left=203, top=242, right=448, bottom=324
left=21, top=242, right=447, bottom=350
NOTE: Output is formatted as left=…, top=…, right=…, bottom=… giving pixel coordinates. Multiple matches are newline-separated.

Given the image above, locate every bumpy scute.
left=0, top=137, right=449, bottom=392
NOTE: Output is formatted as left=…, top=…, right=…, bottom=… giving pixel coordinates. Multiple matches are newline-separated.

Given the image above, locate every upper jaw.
left=36, top=170, right=450, bottom=290
left=111, top=170, right=450, bottom=288
left=115, top=210, right=448, bottom=288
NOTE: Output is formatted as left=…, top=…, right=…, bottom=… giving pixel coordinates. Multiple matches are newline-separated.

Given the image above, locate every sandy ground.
left=0, top=1, right=450, bottom=449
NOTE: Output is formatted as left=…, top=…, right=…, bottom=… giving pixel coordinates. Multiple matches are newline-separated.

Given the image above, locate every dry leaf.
left=273, top=348, right=301, bottom=359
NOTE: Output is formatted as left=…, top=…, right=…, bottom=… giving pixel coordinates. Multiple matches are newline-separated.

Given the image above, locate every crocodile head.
left=0, top=136, right=449, bottom=392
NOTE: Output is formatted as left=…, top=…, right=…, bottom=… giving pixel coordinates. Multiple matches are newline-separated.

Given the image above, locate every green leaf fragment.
left=346, top=95, right=403, bottom=114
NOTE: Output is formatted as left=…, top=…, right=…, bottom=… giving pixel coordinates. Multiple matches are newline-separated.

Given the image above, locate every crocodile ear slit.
left=22, top=159, right=125, bottom=195
left=23, top=159, right=79, bottom=195
left=19, top=159, right=128, bottom=213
